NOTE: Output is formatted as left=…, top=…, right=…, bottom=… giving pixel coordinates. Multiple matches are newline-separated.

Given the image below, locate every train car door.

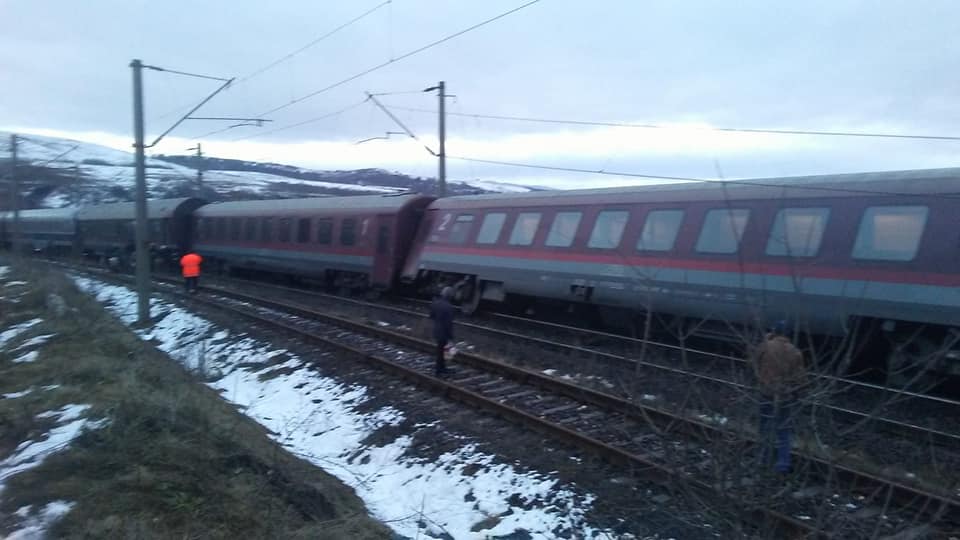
left=371, top=214, right=395, bottom=287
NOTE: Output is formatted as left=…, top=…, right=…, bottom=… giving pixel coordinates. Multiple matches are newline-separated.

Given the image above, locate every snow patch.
left=0, top=404, right=102, bottom=492
left=72, top=276, right=609, bottom=539
left=5, top=500, right=75, bottom=540
left=12, top=351, right=39, bottom=364
left=13, top=334, right=56, bottom=353
left=0, top=319, right=43, bottom=349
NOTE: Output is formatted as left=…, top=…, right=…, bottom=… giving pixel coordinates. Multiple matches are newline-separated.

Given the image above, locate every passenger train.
left=3, top=167, right=959, bottom=377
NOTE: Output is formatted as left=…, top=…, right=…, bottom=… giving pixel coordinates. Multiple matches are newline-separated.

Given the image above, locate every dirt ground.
left=0, top=259, right=391, bottom=539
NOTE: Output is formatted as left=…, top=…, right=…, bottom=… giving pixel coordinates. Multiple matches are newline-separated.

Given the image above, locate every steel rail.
left=187, top=278, right=960, bottom=526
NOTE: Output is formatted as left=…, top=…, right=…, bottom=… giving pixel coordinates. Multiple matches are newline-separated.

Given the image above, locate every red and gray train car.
left=3, top=167, right=959, bottom=375
left=192, top=194, right=432, bottom=290
left=405, top=168, right=960, bottom=375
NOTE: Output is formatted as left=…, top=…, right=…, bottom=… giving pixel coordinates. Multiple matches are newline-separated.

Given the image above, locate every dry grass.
left=0, top=260, right=390, bottom=539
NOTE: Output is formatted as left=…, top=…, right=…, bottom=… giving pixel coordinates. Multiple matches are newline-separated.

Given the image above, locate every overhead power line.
left=238, top=0, right=392, bottom=85
left=257, top=0, right=542, bottom=118
left=34, top=145, right=80, bottom=167
left=392, top=106, right=960, bottom=142
left=150, top=2, right=391, bottom=125
left=231, top=100, right=369, bottom=142
left=143, top=64, right=232, bottom=82
left=448, top=155, right=710, bottom=182
left=449, top=154, right=960, bottom=199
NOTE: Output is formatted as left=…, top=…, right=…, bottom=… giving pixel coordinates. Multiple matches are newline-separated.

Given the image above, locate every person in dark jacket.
left=429, top=286, right=456, bottom=376
left=750, top=320, right=807, bottom=473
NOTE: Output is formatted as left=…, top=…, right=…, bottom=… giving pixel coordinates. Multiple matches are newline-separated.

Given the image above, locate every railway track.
left=48, top=258, right=960, bottom=537
left=211, top=274, right=960, bottom=453
left=68, top=264, right=953, bottom=538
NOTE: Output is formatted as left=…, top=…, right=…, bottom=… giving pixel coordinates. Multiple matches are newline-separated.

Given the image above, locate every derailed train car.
left=403, top=168, right=960, bottom=375
left=0, top=208, right=79, bottom=255
left=193, top=193, right=433, bottom=291
left=76, top=198, right=206, bottom=265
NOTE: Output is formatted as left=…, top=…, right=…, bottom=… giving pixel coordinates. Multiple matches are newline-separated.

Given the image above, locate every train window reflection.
left=243, top=218, right=256, bottom=241
left=766, top=208, right=829, bottom=257
left=261, top=218, right=273, bottom=242
left=316, top=219, right=332, bottom=245
left=588, top=210, right=628, bottom=249
left=476, top=213, right=506, bottom=244
left=340, top=218, right=356, bottom=246
left=545, top=211, right=582, bottom=247
left=297, top=218, right=310, bottom=243
left=278, top=218, right=292, bottom=242
left=508, top=212, right=541, bottom=246
left=852, top=206, right=928, bottom=261
left=696, top=209, right=750, bottom=254
left=230, top=218, right=242, bottom=241
left=638, top=210, right=684, bottom=251
left=449, top=214, right=475, bottom=244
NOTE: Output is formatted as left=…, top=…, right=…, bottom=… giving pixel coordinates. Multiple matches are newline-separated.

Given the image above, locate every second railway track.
left=135, top=269, right=960, bottom=538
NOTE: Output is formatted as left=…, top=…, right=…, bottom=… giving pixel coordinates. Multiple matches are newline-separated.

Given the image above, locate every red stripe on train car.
left=422, top=246, right=960, bottom=287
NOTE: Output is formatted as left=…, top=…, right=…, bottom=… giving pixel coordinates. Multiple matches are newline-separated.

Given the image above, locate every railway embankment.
left=0, top=258, right=389, bottom=539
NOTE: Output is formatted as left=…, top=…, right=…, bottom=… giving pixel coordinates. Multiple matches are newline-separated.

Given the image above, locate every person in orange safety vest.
left=180, top=251, right=203, bottom=294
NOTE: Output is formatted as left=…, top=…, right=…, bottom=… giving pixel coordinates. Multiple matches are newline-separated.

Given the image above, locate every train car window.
left=215, top=218, right=227, bottom=241
left=508, top=212, right=541, bottom=246
left=261, top=218, right=273, bottom=242
left=852, top=206, right=928, bottom=261
left=202, top=218, right=213, bottom=240
left=546, top=212, right=582, bottom=247
left=230, top=218, right=242, bottom=241
left=340, top=218, right=356, bottom=246
left=696, top=209, right=750, bottom=254
left=243, top=218, right=256, bottom=241
left=588, top=210, right=629, bottom=249
left=278, top=218, right=292, bottom=242
left=316, top=219, right=333, bottom=244
left=377, top=224, right=390, bottom=254
left=296, top=218, right=310, bottom=243
left=476, top=213, right=506, bottom=244
left=766, top=208, right=830, bottom=257
left=449, top=214, right=475, bottom=244
left=638, top=210, right=684, bottom=251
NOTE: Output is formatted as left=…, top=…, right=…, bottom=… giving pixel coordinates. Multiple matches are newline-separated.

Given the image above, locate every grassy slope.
left=0, top=260, right=390, bottom=539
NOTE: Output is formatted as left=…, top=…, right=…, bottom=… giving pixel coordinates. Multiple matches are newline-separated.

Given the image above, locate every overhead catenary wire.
left=231, top=100, right=369, bottom=142
left=142, top=64, right=232, bottom=82
left=448, top=154, right=960, bottom=199
left=237, top=0, right=392, bottom=85
left=255, top=0, right=542, bottom=119
left=389, top=106, right=960, bottom=142
left=366, top=93, right=437, bottom=156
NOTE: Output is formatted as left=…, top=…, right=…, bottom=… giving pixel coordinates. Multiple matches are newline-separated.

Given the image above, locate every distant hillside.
left=0, top=131, right=540, bottom=210
left=153, top=154, right=540, bottom=196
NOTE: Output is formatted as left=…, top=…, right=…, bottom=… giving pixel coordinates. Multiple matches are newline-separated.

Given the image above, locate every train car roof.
left=14, top=208, right=78, bottom=222
left=0, top=208, right=77, bottom=223
left=193, top=193, right=433, bottom=217
left=428, top=167, right=960, bottom=209
left=76, top=198, right=206, bottom=221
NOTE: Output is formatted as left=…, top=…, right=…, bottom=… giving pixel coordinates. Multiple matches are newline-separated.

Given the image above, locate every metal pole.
left=10, top=134, right=19, bottom=251
left=196, top=143, right=203, bottom=187
left=437, top=81, right=446, bottom=197
left=131, top=59, right=151, bottom=324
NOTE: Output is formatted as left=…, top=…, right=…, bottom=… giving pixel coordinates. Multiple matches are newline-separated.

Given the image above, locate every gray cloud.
left=2, top=0, right=959, bottom=186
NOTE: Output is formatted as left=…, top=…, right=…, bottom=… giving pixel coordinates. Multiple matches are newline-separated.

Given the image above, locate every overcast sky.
left=2, top=0, right=959, bottom=189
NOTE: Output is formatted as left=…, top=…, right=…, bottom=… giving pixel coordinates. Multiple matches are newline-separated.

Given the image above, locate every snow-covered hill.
left=1, top=132, right=539, bottom=209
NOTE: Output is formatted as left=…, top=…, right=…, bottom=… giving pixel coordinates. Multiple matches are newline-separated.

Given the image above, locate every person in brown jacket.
left=750, top=320, right=806, bottom=473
